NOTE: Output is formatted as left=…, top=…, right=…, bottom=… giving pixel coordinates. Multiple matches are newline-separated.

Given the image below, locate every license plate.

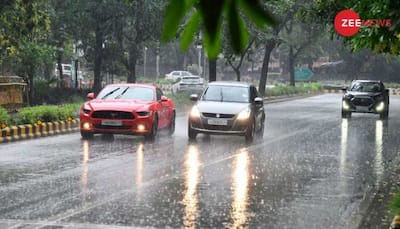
left=101, top=120, right=122, bottom=126
left=356, top=106, right=369, bottom=112
left=207, top=118, right=228, bottom=126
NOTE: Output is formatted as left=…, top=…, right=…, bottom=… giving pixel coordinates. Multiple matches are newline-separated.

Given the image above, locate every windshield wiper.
left=115, top=87, right=130, bottom=99
left=220, top=89, right=224, bottom=102
left=101, top=87, right=120, bottom=99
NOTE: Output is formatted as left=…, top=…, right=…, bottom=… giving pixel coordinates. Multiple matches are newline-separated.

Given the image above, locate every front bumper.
left=188, top=116, right=250, bottom=135
left=342, top=98, right=386, bottom=114
left=80, top=112, right=153, bottom=135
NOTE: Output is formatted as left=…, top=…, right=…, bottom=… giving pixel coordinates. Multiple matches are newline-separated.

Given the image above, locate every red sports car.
left=79, top=83, right=175, bottom=140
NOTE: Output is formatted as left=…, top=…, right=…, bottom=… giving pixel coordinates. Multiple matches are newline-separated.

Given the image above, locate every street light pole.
left=156, top=42, right=160, bottom=79
left=144, top=46, right=148, bottom=77
left=197, top=45, right=202, bottom=77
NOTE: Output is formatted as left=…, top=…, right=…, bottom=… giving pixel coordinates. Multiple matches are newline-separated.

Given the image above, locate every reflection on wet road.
left=0, top=94, right=400, bottom=228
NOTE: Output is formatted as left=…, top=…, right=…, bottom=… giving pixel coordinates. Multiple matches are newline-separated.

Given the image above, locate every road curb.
left=0, top=119, right=79, bottom=144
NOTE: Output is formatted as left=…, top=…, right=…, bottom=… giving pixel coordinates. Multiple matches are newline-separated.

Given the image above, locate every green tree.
left=315, top=0, right=400, bottom=55
left=0, top=0, right=53, bottom=104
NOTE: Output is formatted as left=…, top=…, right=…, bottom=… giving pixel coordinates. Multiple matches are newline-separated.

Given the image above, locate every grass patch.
left=168, top=92, right=194, bottom=110
left=390, top=192, right=400, bottom=215
left=265, top=82, right=322, bottom=97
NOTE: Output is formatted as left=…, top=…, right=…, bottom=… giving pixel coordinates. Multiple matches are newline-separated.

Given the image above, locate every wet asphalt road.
left=1, top=94, right=400, bottom=229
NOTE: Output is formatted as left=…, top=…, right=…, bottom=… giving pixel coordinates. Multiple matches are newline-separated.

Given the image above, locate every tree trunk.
left=289, top=45, right=295, bottom=86
left=126, top=45, right=137, bottom=83
left=209, top=59, right=216, bottom=82
left=235, top=68, right=240, bottom=81
left=258, top=42, right=276, bottom=96
left=93, top=28, right=104, bottom=95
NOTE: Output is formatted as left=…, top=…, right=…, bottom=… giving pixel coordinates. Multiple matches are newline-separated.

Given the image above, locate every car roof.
left=104, top=83, right=156, bottom=89
left=208, top=81, right=251, bottom=88
left=352, top=80, right=382, bottom=83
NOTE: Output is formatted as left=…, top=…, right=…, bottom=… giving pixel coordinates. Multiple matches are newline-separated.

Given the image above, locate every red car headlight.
left=137, top=111, right=152, bottom=117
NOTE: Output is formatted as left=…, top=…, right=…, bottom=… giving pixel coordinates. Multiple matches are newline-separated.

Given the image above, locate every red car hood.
left=86, top=99, right=152, bottom=112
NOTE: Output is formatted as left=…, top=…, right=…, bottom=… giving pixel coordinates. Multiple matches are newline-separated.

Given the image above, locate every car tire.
left=341, top=110, right=351, bottom=118
left=257, top=116, right=265, bottom=138
left=380, top=109, right=389, bottom=119
left=245, top=119, right=255, bottom=143
left=188, top=122, right=197, bottom=140
left=145, top=114, right=158, bottom=140
left=81, top=131, right=93, bottom=139
left=168, top=111, right=175, bottom=136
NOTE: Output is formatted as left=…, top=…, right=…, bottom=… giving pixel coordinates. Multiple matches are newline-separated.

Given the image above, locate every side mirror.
left=161, top=95, right=168, bottom=102
left=87, top=92, right=95, bottom=100
left=190, top=94, right=198, bottom=102
left=341, top=87, right=348, bottom=92
left=254, top=97, right=263, bottom=104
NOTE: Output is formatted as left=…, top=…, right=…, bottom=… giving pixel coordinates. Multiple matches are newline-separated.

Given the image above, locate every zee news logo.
left=334, top=9, right=392, bottom=37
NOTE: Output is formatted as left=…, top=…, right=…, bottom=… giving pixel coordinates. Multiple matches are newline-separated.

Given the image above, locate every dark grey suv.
left=341, top=80, right=389, bottom=119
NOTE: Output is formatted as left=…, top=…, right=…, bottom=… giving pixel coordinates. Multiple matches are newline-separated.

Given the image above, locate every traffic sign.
left=295, top=67, right=313, bottom=81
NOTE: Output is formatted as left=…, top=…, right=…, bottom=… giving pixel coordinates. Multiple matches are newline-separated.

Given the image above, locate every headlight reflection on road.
left=374, top=120, right=383, bottom=188
left=231, top=148, right=250, bottom=229
left=339, top=118, right=348, bottom=178
left=183, top=144, right=201, bottom=229
left=136, top=143, right=144, bottom=199
left=81, top=140, right=90, bottom=196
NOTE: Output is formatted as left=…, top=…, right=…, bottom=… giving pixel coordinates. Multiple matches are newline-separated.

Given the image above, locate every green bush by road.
left=265, top=82, right=322, bottom=97
left=0, top=104, right=81, bottom=128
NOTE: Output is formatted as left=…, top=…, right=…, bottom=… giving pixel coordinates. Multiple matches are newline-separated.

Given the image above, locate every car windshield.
left=349, top=82, right=382, bottom=92
left=97, top=86, right=154, bottom=101
left=201, top=85, right=249, bottom=103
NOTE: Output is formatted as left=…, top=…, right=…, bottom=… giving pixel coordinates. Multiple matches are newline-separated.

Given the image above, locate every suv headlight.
left=237, top=108, right=251, bottom=120
left=342, top=100, right=350, bottom=110
left=376, top=101, right=385, bottom=112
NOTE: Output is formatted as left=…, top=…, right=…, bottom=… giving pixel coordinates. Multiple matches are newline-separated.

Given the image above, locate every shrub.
left=265, top=82, right=322, bottom=97
left=0, top=107, right=10, bottom=128
left=11, top=103, right=81, bottom=126
left=390, top=192, right=400, bottom=214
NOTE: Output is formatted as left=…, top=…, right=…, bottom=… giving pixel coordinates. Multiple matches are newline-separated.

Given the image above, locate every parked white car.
left=165, top=70, right=195, bottom=81
left=172, top=75, right=205, bottom=94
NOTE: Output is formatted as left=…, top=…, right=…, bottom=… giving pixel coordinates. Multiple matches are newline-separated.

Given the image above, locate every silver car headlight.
left=190, top=106, right=201, bottom=118
left=237, top=108, right=251, bottom=120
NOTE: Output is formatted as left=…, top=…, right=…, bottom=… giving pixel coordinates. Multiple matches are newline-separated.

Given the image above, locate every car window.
left=97, top=86, right=154, bottom=101
left=202, top=85, right=249, bottom=103
left=350, top=82, right=382, bottom=92
left=172, top=72, right=180, bottom=75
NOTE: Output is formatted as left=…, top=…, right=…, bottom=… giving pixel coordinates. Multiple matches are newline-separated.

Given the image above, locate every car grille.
left=203, top=124, right=233, bottom=131
left=352, top=97, right=373, bottom=106
left=93, top=124, right=132, bottom=130
left=202, top=113, right=235, bottom=118
left=92, top=111, right=134, bottom=119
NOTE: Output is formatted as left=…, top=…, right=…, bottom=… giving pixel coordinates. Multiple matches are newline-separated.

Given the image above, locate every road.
left=0, top=94, right=399, bottom=229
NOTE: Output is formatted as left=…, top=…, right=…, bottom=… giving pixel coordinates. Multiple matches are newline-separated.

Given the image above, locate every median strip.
left=0, top=120, right=79, bottom=143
